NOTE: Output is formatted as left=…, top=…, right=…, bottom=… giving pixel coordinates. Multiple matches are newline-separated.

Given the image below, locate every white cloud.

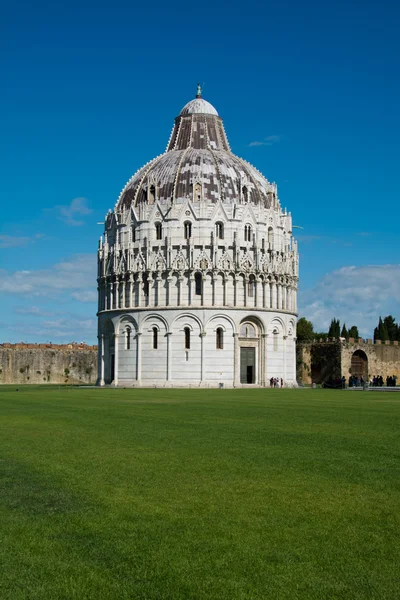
left=0, top=254, right=96, bottom=300
left=299, top=264, right=400, bottom=336
left=9, top=316, right=96, bottom=342
left=71, top=290, right=97, bottom=303
left=248, top=135, right=281, bottom=147
left=55, top=197, right=92, bottom=226
left=0, top=233, right=45, bottom=248
left=15, top=306, right=54, bottom=317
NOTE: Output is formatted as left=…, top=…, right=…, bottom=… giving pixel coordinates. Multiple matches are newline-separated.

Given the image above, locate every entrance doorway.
left=240, top=347, right=256, bottom=383
left=351, top=350, right=368, bottom=380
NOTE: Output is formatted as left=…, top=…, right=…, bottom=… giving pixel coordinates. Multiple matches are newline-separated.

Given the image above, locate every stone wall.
left=297, top=338, right=400, bottom=384
left=0, top=343, right=98, bottom=385
left=341, top=340, right=400, bottom=380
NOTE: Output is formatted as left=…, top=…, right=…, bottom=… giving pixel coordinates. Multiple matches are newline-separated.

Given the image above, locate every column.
left=255, top=278, right=260, bottom=308
left=200, top=331, right=206, bottom=384
left=271, top=282, right=276, bottom=309
left=277, top=285, right=282, bottom=311
left=262, top=280, right=267, bottom=308
left=166, top=274, right=172, bottom=306
left=283, top=335, right=287, bottom=384
left=234, top=333, right=240, bottom=387
left=99, top=334, right=105, bottom=386
left=114, top=333, right=119, bottom=386
left=122, top=280, right=126, bottom=309
left=177, top=276, right=183, bottom=306
left=129, top=275, right=134, bottom=308
left=262, top=333, right=268, bottom=386
left=244, top=277, right=248, bottom=307
left=166, top=332, right=172, bottom=381
left=137, top=332, right=142, bottom=383
left=137, top=274, right=142, bottom=307
left=148, top=274, right=154, bottom=307
left=234, top=277, right=239, bottom=307
left=109, top=280, right=113, bottom=310
left=114, top=280, right=119, bottom=309
left=188, top=275, right=194, bottom=306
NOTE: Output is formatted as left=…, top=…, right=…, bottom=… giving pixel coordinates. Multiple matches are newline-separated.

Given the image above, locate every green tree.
left=374, top=317, right=388, bottom=342
left=348, top=325, right=359, bottom=339
left=383, top=316, right=398, bottom=341
left=328, top=318, right=340, bottom=338
left=341, top=323, right=348, bottom=339
left=296, top=317, right=314, bottom=342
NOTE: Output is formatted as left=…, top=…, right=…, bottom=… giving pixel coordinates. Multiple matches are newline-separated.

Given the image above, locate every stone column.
left=166, top=332, right=172, bottom=382
left=271, top=282, right=276, bottom=309
left=166, top=274, right=172, bottom=307
left=109, top=280, right=113, bottom=310
left=99, top=334, right=105, bottom=386
left=121, top=280, right=126, bottom=309
left=277, top=285, right=282, bottom=311
left=177, top=276, right=184, bottom=306
left=283, top=335, right=287, bottom=383
left=129, top=275, right=134, bottom=308
left=244, top=277, right=248, bottom=307
left=137, top=274, right=142, bottom=307
left=114, top=280, right=119, bottom=309
left=262, top=333, right=268, bottom=386
left=188, top=274, right=194, bottom=306
left=136, top=332, right=142, bottom=383
left=200, top=331, right=206, bottom=384
left=234, top=332, right=240, bottom=387
left=114, top=333, right=119, bottom=386
left=262, top=280, right=267, bottom=308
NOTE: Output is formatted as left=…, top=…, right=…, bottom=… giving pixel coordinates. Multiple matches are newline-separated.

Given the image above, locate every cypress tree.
left=341, top=323, right=348, bottom=339
left=348, top=325, right=359, bottom=339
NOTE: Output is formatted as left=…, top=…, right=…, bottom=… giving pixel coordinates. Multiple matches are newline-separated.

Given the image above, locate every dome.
left=179, top=98, right=218, bottom=116
left=117, top=87, right=277, bottom=211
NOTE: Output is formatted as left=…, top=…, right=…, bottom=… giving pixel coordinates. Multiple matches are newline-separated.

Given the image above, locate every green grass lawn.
left=0, top=387, right=399, bottom=599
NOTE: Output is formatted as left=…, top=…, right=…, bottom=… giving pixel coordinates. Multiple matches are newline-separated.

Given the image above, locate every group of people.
left=269, top=378, right=284, bottom=388
left=348, top=375, right=365, bottom=387
left=370, top=375, right=397, bottom=387
left=323, top=375, right=398, bottom=388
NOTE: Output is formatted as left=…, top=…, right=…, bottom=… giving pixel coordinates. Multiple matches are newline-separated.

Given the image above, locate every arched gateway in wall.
left=97, top=87, right=299, bottom=387
left=351, top=349, right=368, bottom=380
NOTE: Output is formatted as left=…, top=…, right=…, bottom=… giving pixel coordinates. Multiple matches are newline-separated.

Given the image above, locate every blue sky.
left=2, top=0, right=400, bottom=343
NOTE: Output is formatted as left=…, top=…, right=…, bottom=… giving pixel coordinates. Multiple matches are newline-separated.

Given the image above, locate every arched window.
left=148, top=185, right=156, bottom=204
left=126, top=327, right=131, bottom=350
left=244, top=224, right=252, bottom=242
left=155, top=222, right=162, bottom=240
left=194, top=182, right=202, bottom=201
left=216, top=327, right=224, bottom=350
left=268, top=227, right=273, bottom=248
left=184, top=221, right=192, bottom=239
left=132, top=227, right=136, bottom=243
left=273, top=328, right=279, bottom=352
left=195, top=272, right=202, bottom=296
left=152, top=327, right=158, bottom=349
left=248, top=280, right=255, bottom=298
left=240, top=323, right=257, bottom=338
left=184, top=327, right=191, bottom=349
left=242, top=186, right=248, bottom=203
left=215, top=221, right=224, bottom=240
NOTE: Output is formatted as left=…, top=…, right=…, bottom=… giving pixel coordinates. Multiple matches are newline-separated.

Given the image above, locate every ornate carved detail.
left=218, top=251, right=233, bottom=271
left=172, top=250, right=187, bottom=271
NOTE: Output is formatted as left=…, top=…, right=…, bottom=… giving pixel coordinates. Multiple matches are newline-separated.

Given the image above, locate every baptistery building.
left=97, top=87, right=299, bottom=387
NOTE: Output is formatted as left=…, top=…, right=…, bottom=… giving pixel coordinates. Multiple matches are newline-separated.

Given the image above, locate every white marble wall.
left=98, top=309, right=297, bottom=387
